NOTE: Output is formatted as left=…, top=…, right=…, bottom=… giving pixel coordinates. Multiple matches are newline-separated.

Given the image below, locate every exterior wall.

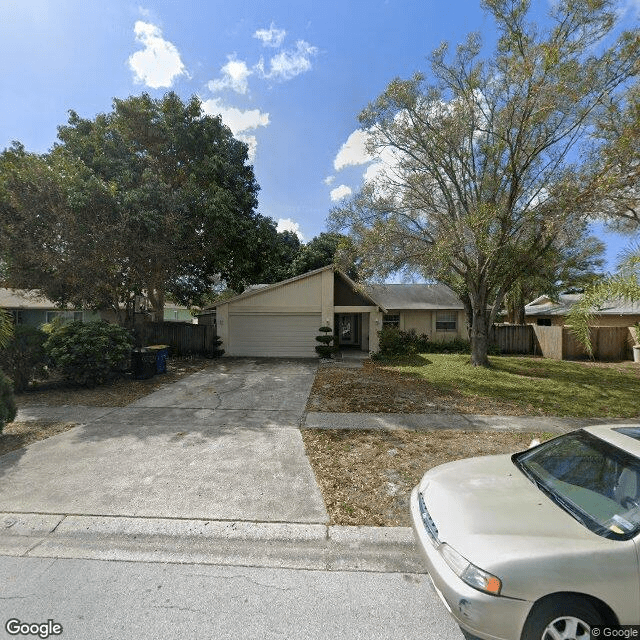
left=163, top=308, right=195, bottom=323
left=398, top=309, right=468, bottom=341
left=231, top=272, right=324, bottom=312
left=8, top=308, right=102, bottom=328
left=400, top=310, right=432, bottom=334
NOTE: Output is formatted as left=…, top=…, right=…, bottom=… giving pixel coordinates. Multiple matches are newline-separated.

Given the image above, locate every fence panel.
left=490, top=324, right=533, bottom=354
left=594, top=326, right=632, bottom=361
left=137, top=321, right=218, bottom=356
left=531, top=325, right=563, bottom=360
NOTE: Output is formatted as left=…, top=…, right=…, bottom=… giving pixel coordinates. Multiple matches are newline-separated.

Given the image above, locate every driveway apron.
left=0, top=359, right=328, bottom=524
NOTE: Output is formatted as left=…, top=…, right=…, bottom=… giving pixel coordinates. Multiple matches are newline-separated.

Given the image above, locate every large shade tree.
left=331, top=0, right=638, bottom=365
left=0, top=93, right=269, bottom=324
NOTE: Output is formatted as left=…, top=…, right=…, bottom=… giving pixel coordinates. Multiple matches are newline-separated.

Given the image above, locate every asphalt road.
left=0, top=556, right=465, bottom=640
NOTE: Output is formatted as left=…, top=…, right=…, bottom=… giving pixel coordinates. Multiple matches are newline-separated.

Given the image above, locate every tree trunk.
left=147, top=287, right=165, bottom=323
left=469, top=301, right=491, bottom=367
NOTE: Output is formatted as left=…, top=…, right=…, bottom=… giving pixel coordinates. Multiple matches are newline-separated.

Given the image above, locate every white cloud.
left=202, top=99, right=269, bottom=161
left=324, top=175, right=335, bottom=186
left=333, top=129, right=372, bottom=171
left=128, top=21, right=187, bottom=89
left=276, top=218, right=305, bottom=241
left=260, top=40, right=319, bottom=81
left=330, top=185, right=353, bottom=202
left=254, top=23, right=287, bottom=48
left=201, top=98, right=270, bottom=134
left=208, top=57, right=252, bottom=94
left=237, top=134, right=258, bottom=162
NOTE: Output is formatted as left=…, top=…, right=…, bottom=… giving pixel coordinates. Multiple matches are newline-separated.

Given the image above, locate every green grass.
left=382, top=354, right=640, bottom=418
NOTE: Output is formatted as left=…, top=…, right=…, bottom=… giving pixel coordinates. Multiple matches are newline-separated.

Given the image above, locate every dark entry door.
left=338, top=314, right=358, bottom=346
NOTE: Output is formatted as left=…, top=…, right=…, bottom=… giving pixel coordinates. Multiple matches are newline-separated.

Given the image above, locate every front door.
left=337, top=314, right=359, bottom=346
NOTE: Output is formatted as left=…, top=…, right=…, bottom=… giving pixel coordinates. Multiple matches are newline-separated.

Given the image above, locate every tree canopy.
left=0, top=93, right=273, bottom=324
left=331, top=0, right=639, bottom=365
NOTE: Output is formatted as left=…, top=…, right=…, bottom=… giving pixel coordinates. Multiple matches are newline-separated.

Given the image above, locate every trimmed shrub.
left=315, top=326, right=338, bottom=359
left=0, top=371, right=16, bottom=433
left=377, top=327, right=431, bottom=356
left=376, top=328, right=500, bottom=358
left=45, top=321, right=134, bottom=387
left=0, top=326, right=49, bottom=392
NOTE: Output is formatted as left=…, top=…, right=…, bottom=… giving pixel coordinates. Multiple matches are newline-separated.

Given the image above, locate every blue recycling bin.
left=146, top=345, right=169, bottom=374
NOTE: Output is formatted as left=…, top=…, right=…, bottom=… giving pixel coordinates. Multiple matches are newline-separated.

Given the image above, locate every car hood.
left=419, top=454, right=639, bottom=600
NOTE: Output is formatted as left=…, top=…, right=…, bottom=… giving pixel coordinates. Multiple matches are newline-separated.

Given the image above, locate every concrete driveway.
left=0, top=359, right=328, bottom=524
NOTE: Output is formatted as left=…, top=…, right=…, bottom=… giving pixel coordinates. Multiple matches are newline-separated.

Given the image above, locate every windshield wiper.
left=513, top=458, right=589, bottom=528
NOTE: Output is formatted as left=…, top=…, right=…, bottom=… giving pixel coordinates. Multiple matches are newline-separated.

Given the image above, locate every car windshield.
left=513, top=431, right=640, bottom=540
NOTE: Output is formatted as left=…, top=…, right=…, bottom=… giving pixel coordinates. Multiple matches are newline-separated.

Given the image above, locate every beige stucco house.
left=210, top=266, right=467, bottom=357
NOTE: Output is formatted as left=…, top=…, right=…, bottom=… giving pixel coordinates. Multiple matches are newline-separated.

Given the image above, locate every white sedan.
left=410, top=424, right=640, bottom=640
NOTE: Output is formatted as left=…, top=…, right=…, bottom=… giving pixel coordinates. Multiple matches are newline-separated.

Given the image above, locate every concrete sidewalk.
left=302, top=411, right=612, bottom=433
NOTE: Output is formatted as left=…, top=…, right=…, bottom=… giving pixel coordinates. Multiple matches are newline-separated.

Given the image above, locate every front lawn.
left=307, top=355, right=640, bottom=418
left=384, top=354, right=640, bottom=418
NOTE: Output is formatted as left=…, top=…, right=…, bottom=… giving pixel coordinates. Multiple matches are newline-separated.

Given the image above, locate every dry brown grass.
left=302, top=428, right=551, bottom=527
left=307, top=360, right=524, bottom=414
left=2, top=357, right=214, bottom=456
left=14, top=357, right=214, bottom=407
left=0, top=421, right=77, bottom=456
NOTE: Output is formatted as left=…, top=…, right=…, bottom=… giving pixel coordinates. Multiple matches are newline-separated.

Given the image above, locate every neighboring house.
left=163, top=303, right=197, bottom=323
left=209, top=266, right=467, bottom=358
left=0, top=288, right=194, bottom=327
left=525, top=294, right=640, bottom=327
left=0, top=288, right=104, bottom=327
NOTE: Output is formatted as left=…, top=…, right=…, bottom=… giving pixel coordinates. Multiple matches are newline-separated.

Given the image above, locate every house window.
left=436, top=311, right=457, bottom=332
left=537, top=318, right=552, bottom=326
left=46, top=311, right=62, bottom=323
left=8, top=310, right=23, bottom=325
left=383, top=314, right=400, bottom=328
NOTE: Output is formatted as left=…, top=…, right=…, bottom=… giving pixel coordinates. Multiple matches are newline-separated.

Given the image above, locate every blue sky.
left=1, top=0, right=637, bottom=273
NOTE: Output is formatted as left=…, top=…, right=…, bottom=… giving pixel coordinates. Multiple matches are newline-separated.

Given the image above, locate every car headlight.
left=439, top=543, right=502, bottom=596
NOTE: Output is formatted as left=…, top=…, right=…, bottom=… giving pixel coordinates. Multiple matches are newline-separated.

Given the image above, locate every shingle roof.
left=525, top=294, right=640, bottom=316
left=0, top=288, right=59, bottom=310
left=365, top=283, right=464, bottom=310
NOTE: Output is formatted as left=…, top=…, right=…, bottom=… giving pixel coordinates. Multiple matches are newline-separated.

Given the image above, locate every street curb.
left=0, top=513, right=425, bottom=574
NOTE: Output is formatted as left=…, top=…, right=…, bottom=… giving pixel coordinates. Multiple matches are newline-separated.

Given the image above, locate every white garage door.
left=228, top=313, right=322, bottom=357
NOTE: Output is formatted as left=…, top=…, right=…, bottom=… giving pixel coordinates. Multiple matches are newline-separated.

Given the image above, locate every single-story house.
left=211, top=266, right=467, bottom=357
left=525, top=294, right=640, bottom=328
left=0, top=288, right=194, bottom=327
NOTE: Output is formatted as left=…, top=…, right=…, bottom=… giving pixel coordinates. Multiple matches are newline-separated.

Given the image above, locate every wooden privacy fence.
left=136, top=321, right=220, bottom=356
left=491, top=324, right=634, bottom=361
left=490, top=324, right=534, bottom=354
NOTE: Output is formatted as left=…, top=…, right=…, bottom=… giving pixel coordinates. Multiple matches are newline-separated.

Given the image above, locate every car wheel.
left=521, top=597, right=603, bottom=640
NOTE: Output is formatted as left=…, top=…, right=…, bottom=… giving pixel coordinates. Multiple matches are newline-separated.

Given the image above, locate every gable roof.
left=0, top=288, right=63, bottom=310
left=206, top=266, right=465, bottom=312
left=525, top=293, right=640, bottom=316
left=365, top=283, right=464, bottom=310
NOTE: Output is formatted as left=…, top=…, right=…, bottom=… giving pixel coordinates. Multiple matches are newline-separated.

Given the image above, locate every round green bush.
left=45, top=321, right=133, bottom=387
left=0, top=371, right=17, bottom=433
left=0, top=325, right=49, bottom=392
